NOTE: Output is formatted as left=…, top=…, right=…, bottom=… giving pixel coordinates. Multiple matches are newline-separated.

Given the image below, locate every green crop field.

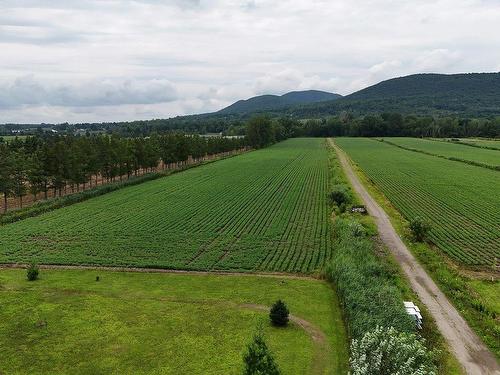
left=0, top=138, right=332, bottom=273
left=335, top=137, right=500, bottom=266
left=452, top=139, right=500, bottom=150
left=0, top=269, right=348, bottom=374
left=381, top=137, right=500, bottom=168
left=0, top=135, right=28, bottom=141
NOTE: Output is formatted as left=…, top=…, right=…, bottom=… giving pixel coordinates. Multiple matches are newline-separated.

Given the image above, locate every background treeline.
left=294, top=114, right=500, bottom=138
left=243, top=113, right=499, bottom=147
left=2, top=113, right=499, bottom=139
left=0, top=133, right=245, bottom=211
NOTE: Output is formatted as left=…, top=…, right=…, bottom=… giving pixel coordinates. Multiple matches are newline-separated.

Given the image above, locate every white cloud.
left=0, top=76, right=178, bottom=108
left=0, top=0, right=499, bottom=123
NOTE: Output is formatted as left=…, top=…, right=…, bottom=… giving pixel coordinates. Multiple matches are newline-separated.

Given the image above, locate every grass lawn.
left=0, top=269, right=348, bottom=375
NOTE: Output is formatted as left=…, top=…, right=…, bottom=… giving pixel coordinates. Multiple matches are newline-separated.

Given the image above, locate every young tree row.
left=0, top=133, right=245, bottom=212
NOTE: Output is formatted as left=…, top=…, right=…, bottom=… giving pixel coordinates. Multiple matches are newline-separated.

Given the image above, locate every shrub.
left=347, top=221, right=366, bottom=237
left=350, top=326, right=437, bottom=375
left=326, top=218, right=414, bottom=339
left=242, top=331, right=281, bottom=375
left=269, top=300, right=289, bottom=327
left=409, top=217, right=431, bottom=242
left=328, top=184, right=353, bottom=209
left=27, top=264, right=39, bottom=281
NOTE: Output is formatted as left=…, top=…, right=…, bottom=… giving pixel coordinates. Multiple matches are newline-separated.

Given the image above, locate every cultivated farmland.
left=0, top=269, right=348, bottom=374
left=451, top=138, right=500, bottom=150
left=0, top=138, right=332, bottom=273
left=335, top=137, right=500, bottom=266
left=380, top=137, right=500, bottom=169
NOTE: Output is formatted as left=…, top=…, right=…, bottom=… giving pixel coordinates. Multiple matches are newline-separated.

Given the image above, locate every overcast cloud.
left=1, top=0, right=499, bottom=123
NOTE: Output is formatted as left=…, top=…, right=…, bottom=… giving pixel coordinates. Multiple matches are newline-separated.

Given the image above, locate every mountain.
left=287, top=73, right=500, bottom=117
left=217, top=90, right=342, bottom=115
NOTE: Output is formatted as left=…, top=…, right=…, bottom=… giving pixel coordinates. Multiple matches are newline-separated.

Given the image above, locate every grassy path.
left=330, top=138, right=499, bottom=375
left=242, top=303, right=330, bottom=375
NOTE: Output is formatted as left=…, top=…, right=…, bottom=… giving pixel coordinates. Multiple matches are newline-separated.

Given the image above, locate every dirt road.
left=329, top=138, right=499, bottom=375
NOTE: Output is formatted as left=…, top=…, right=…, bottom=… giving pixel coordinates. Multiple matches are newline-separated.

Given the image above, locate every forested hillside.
left=287, top=73, right=500, bottom=117
left=217, top=90, right=341, bottom=115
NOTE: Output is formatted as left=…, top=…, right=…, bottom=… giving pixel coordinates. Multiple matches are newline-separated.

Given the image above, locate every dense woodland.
left=0, top=134, right=245, bottom=211
left=244, top=113, right=500, bottom=142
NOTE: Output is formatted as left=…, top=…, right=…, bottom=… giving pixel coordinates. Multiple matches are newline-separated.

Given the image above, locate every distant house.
left=199, top=133, right=245, bottom=139
left=200, top=132, right=223, bottom=138
left=41, top=127, right=58, bottom=133
left=404, top=301, right=423, bottom=329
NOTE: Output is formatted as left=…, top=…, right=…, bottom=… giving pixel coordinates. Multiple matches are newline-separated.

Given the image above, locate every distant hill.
left=217, top=90, right=342, bottom=115
left=4, top=73, right=499, bottom=136
left=288, top=73, right=500, bottom=117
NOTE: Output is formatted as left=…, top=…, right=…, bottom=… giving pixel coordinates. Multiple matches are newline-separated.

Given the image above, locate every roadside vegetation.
left=336, top=139, right=499, bottom=358
left=0, top=269, right=348, bottom=374
left=326, top=142, right=462, bottom=374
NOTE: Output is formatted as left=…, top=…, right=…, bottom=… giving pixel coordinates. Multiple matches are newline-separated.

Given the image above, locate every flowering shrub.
left=350, top=326, right=437, bottom=375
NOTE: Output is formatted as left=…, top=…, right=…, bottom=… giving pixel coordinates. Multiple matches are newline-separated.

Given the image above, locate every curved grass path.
left=0, top=268, right=349, bottom=374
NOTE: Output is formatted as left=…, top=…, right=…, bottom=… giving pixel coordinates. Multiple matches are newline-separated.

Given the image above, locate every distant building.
left=200, top=132, right=223, bottom=138
left=404, top=301, right=423, bottom=329
left=199, top=133, right=245, bottom=139
left=41, top=128, right=58, bottom=133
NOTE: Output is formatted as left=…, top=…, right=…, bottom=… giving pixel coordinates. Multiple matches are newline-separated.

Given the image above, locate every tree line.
left=2, top=112, right=499, bottom=139
left=298, top=113, right=500, bottom=138
left=0, top=133, right=245, bottom=212
left=254, top=113, right=498, bottom=139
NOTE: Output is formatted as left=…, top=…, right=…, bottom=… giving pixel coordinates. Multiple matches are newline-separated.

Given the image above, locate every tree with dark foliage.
left=269, top=300, right=289, bottom=327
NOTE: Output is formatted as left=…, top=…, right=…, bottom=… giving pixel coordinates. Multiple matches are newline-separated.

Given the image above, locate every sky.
left=1, top=0, right=499, bottom=124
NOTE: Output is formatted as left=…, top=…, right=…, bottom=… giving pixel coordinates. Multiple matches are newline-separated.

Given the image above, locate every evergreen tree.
left=269, top=300, right=289, bottom=327
left=242, top=331, right=280, bottom=375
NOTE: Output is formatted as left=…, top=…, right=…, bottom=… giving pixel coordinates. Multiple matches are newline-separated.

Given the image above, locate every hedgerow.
left=325, top=217, right=414, bottom=339
left=0, top=151, right=244, bottom=226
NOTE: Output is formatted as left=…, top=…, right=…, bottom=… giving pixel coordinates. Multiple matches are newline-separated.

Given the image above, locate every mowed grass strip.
left=0, top=269, right=348, bottom=375
left=382, top=137, right=500, bottom=168
left=335, top=137, right=500, bottom=266
left=0, top=138, right=332, bottom=273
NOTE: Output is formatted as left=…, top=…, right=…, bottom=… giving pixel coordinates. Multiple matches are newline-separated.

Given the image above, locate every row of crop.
left=445, top=138, right=500, bottom=151
left=0, top=138, right=332, bottom=273
left=378, top=138, right=500, bottom=170
left=366, top=172, right=495, bottom=264
left=336, top=138, right=499, bottom=265
left=258, top=142, right=331, bottom=272
left=172, top=138, right=330, bottom=272
left=364, top=166, right=497, bottom=264
left=375, top=181, right=487, bottom=264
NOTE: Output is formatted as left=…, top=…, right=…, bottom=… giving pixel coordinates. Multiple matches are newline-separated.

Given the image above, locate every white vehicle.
left=404, top=301, right=423, bottom=329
